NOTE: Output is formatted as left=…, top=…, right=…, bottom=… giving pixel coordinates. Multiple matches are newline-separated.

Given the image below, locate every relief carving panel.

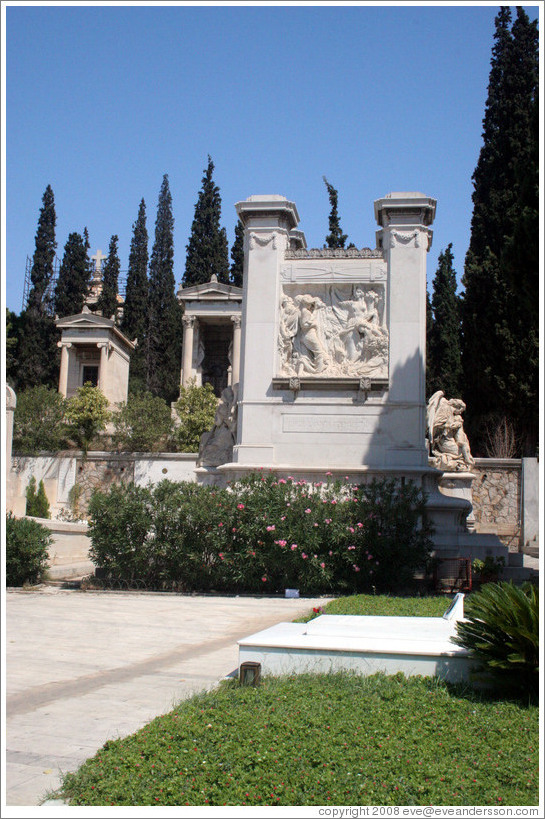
left=277, top=283, right=389, bottom=379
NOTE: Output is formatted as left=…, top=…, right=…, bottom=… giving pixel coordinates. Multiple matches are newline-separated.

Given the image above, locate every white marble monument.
left=56, top=307, right=135, bottom=406
left=218, top=192, right=434, bottom=478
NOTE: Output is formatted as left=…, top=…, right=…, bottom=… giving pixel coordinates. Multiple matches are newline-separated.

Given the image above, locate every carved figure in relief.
left=294, top=295, right=329, bottom=373
left=278, top=294, right=299, bottom=370
left=427, top=391, right=474, bottom=472
left=197, top=384, right=238, bottom=467
left=277, top=285, right=388, bottom=379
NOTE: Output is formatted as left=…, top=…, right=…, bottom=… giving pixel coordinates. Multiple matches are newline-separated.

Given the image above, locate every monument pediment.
left=177, top=280, right=243, bottom=303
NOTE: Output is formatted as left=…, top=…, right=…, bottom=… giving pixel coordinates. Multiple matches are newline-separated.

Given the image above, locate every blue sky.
left=3, top=1, right=541, bottom=314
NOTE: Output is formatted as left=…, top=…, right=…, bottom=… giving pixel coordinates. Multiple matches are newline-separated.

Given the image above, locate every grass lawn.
left=58, top=593, right=539, bottom=807
left=296, top=592, right=450, bottom=620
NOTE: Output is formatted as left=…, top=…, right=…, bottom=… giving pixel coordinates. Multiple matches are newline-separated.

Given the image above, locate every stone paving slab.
left=4, top=588, right=331, bottom=809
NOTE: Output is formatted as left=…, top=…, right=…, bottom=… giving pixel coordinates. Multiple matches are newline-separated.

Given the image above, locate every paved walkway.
left=4, top=588, right=331, bottom=807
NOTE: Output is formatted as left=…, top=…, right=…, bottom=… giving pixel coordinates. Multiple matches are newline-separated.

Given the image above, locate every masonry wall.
left=471, top=458, right=522, bottom=549
left=9, top=453, right=527, bottom=549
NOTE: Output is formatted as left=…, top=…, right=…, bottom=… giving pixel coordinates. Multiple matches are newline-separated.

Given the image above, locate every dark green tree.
left=146, top=175, right=182, bottom=402
left=428, top=245, right=462, bottom=399
left=16, top=186, right=59, bottom=389
left=323, top=176, right=348, bottom=249
left=230, top=218, right=244, bottom=288
left=121, top=199, right=149, bottom=392
left=183, top=156, right=230, bottom=285
left=26, top=185, right=57, bottom=314
left=96, top=235, right=120, bottom=320
left=425, top=289, right=434, bottom=400
left=54, top=231, right=91, bottom=318
left=461, top=7, right=538, bottom=455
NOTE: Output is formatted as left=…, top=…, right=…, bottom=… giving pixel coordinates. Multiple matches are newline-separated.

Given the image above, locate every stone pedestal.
left=437, top=471, right=476, bottom=531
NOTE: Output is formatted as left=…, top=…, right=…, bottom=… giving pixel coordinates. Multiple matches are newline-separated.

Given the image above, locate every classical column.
left=231, top=315, right=242, bottom=385
left=182, top=315, right=196, bottom=387
left=57, top=341, right=72, bottom=397
left=97, top=342, right=110, bottom=392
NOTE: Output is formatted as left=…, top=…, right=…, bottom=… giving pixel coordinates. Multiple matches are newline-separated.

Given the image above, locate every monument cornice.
left=284, top=247, right=384, bottom=260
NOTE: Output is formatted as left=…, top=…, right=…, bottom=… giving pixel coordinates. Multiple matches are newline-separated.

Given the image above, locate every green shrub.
left=13, top=385, right=68, bottom=454
left=112, top=392, right=173, bottom=452
left=6, top=512, right=51, bottom=586
left=453, top=581, right=539, bottom=698
left=172, top=379, right=218, bottom=452
left=87, top=473, right=433, bottom=594
left=25, top=476, right=51, bottom=518
left=65, top=383, right=110, bottom=453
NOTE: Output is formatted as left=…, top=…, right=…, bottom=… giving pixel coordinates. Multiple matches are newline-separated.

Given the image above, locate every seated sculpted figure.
left=197, top=384, right=238, bottom=468
left=427, top=390, right=475, bottom=472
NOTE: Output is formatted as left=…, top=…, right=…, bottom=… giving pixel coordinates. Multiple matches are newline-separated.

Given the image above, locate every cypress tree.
left=54, top=232, right=92, bottom=318
left=460, top=7, right=538, bottom=455
left=428, top=245, right=462, bottom=399
left=121, top=199, right=149, bottom=392
left=323, top=176, right=348, bottom=249
left=183, top=156, right=229, bottom=285
left=230, top=219, right=244, bottom=287
left=16, top=186, right=59, bottom=389
left=96, top=235, right=120, bottom=320
left=146, top=174, right=182, bottom=402
left=425, top=289, right=434, bottom=400
left=27, top=185, right=57, bottom=314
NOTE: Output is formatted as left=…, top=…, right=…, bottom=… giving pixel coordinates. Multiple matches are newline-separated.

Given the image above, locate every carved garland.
left=249, top=231, right=278, bottom=250
left=389, top=230, right=420, bottom=248
left=285, top=247, right=384, bottom=260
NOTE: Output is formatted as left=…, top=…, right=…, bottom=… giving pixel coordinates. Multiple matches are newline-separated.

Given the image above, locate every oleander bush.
left=87, top=472, right=433, bottom=594
left=453, top=581, right=539, bottom=699
left=6, top=512, right=51, bottom=586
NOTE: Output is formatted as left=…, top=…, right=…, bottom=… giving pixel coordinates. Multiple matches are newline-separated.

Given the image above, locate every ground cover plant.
left=58, top=672, right=539, bottom=807
left=87, top=471, right=433, bottom=594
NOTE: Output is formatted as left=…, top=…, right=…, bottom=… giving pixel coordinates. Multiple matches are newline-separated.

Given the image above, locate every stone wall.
left=10, top=452, right=198, bottom=519
left=471, top=458, right=522, bottom=549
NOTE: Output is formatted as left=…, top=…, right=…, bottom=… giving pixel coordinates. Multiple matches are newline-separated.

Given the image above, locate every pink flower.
left=262, top=576, right=267, bottom=582
left=326, top=471, right=333, bottom=476
left=348, top=545, right=356, bottom=551
left=275, top=539, right=287, bottom=547
left=367, top=554, right=373, bottom=560
left=237, top=503, right=245, bottom=510
left=353, top=565, right=360, bottom=572
left=331, top=500, right=337, bottom=505
left=357, top=522, right=363, bottom=528
left=219, top=553, right=224, bottom=560
left=325, top=518, right=332, bottom=524
left=348, top=527, right=355, bottom=533
left=320, top=562, right=325, bottom=569
left=329, top=550, right=333, bottom=556
left=218, top=522, right=224, bottom=527
left=290, top=544, right=298, bottom=550
left=232, top=527, right=237, bottom=532
left=266, top=525, right=276, bottom=531
left=279, top=478, right=286, bottom=484
left=302, top=553, right=308, bottom=559
left=314, top=523, right=319, bottom=527
left=305, top=508, right=311, bottom=514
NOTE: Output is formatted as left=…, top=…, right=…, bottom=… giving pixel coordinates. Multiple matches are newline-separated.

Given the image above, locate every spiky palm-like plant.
left=453, top=581, right=539, bottom=698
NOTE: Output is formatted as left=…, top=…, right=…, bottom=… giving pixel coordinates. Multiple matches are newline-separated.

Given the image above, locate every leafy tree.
left=230, top=218, right=244, bottom=288
left=146, top=175, right=182, bottom=403
left=323, top=176, right=348, bottom=249
left=112, top=392, right=173, bottom=452
left=172, top=379, right=218, bottom=452
left=16, top=186, right=59, bottom=389
left=25, top=476, right=51, bottom=519
left=64, top=383, right=110, bottom=454
left=13, top=385, right=68, bottom=453
left=54, top=231, right=91, bottom=318
left=427, top=245, right=461, bottom=398
left=183, top=156, right=230, bottom=285
left=96, top=235, right=120, bottom=320
left=461, top=7, right=539, bottom=455
left=121, top=199, right=149, bottom=392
